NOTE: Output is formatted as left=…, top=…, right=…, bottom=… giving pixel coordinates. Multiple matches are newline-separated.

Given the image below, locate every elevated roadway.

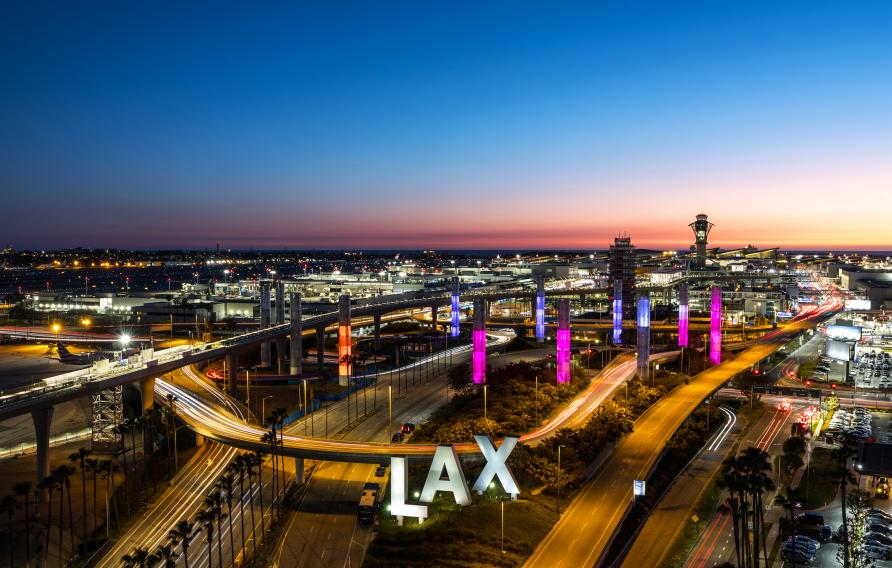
left=523, top=295, right=842, bottom=568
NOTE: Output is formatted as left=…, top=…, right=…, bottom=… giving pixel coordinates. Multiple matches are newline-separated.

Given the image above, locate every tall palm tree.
left=168, top=519, right=197, bottom=568
left=154, top=542, right=178, bottom=568
left=112, top=422, right=132, bottom=517
left=832, top=443, right=857, bottom=568
left=203, top=490, right=226, bottom=568
left=216, top=472, right=237, bottom=567
left=121, top=546, right=152, bottom=568
left=13, top=481, right=33, bottom=566
left=52, top=464, right=76, bottom=561
left=37, top=473, right=58, bottom=566
left=244, top=454, right=260, bottom=551
left=274, top=408, right=288, bottom=494
left=159, top=404, right=174, bottom=479
left=101, top=459, right=121, bottom=528
left=228, top=459, right=247, bottom=560
left=165, top=393, right=180, bottom=474
left=740, top=446, right=774, bottom=567
left=196, top=509, right=216, bottom=568
left=261, top=431, right=278, bottom=504
left=85, top=457, right=100, bottom=536
left=718, top=456, right=746, bottom=567
left=68, top=447, right=91, bottom=539
left=1, top=495, right=16, bottom=567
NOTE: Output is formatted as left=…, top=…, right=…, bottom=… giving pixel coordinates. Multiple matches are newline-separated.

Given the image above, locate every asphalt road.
left=523, top=302, right=838, bottom=568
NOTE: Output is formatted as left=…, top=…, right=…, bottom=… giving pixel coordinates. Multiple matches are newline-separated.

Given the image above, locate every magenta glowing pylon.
left=556, top=299, right=571, bottom=383
left=678, top=282, right=689, bottom=348
left=709, top=286, right=722, bottom=365
left=472, top=298, right=486, bottom=384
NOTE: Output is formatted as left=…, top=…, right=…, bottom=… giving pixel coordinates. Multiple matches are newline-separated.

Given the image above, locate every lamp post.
left=557, top=444, right=566, bottom=515
left=483, top=384, right=488, bottom=420
left=501, top=499, right=506, bottom=554
left=388, top=385, right=393, bottom=442
left=535, top=374, right=540, bottom=424
left=302, top=379, right=309, bottom=435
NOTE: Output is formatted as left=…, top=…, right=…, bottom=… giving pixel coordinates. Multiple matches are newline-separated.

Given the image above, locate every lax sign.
left=389, top=434, right=520, bottom=524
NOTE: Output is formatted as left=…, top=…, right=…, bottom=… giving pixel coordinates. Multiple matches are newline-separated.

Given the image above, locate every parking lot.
left=854, top=350, right=892, bottom=390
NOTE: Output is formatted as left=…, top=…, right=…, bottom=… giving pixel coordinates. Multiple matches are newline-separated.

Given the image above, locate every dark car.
left=797, top=513, right=825, bottom=526
left=391, top=432, right=405, bottom=443
left=401, top=423, right=416, bottom=434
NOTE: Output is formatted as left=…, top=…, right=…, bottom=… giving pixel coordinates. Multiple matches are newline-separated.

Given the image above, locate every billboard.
left=845, top=299, right=872, bottom=311
left=826, top=325, right=862, bottom=342
left=826, top=339, right=853, bottom=362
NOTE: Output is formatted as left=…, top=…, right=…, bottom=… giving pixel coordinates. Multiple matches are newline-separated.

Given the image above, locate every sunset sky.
left=2, top=1, right=891, bottom=250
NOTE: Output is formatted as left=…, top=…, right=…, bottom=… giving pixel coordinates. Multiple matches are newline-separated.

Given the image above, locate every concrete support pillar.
left=139, top=376, right=156, bottom=414
left=431, top=304, right=438, bottom=332
left=290, top=292, right=302, bottom=376
left=260, top=280, right=272, bottom=368
left=32, top=406, right=54, bottom=498
left=227, top=351, right=239, bottom=396
left=275, top=281, right=287, bottom=373
left=293, top=456, right=305, bottom=485
left=316, top=326, right=326, bottom=370
left=276, top=336, right=287, bottom=375
left=275, top=280, right=286, bottom=325
left=338, top=294, right=352, bottom=387
left=373, top=313, right=382, bottom=352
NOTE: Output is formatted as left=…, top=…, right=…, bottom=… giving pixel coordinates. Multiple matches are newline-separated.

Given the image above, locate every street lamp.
left=557, top=444, right=567, bottom=515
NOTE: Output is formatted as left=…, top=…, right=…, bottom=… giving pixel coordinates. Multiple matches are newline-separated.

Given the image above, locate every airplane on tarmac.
left=51, top=342, right=138, bottom=365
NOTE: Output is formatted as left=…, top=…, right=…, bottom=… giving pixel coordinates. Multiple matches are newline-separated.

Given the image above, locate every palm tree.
left=37, top=473, right=58, bottom=566
left=718, top=456, right=746, bottom=567
left=274, top=407, right=288, bottom=494
left=244, top=454, right=260, bottom=551
left=112, top=422, right=132, bottom=516
left=121, top=546, right=152, bottom=568
left=68, top=447, right=91, bottom=539
left=13, top=481, right=33, bottom=566
left=52, top=464, right=76, bottom=561
left=101, top=459, right=121, bottom=528
left=196, top=509, right=216, bottom=568
left=832, top=443, right=857, bottom=568
left=228, top=459, right=247, bottom=560
left=1, top=495, right=16, bottom=567
left=154, top=542, right=178, bottom=568
left=168, top=519, right=197, bottom=568
left=216, top=472, right=237, bottom=567
left=85, top=457, right=100, bottom=536
left=203, top=490, right=226, bottom=568
left=740, top=446, right=774, bottom=567
left=261, top=431, right=278, bottom=504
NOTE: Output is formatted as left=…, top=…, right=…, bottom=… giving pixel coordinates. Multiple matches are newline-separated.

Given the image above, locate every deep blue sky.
left=2, top=1, right=891, bottom=249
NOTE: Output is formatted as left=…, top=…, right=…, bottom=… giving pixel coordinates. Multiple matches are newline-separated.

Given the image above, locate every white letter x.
left=472, top=435, right=520, bottom=496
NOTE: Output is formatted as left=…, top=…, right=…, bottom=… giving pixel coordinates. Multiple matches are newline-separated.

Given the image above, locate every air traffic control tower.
left=689, top=213, right=714, bottom=268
